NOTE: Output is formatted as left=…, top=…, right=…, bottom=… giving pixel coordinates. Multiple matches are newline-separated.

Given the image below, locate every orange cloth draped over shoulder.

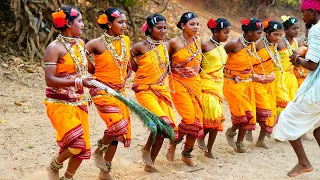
left=275, top=39, right=298, bottom=115
left=169, top=39, right=204, bottom=138
left=132, top=43, right=178, bottom=139
left=223, top=44, right=257, bottom=130
left=200, top=45, right=227, bottom=131
left=90, top=35, right=131, bottom=147
left=253, top=47, right=277, bottom=133
left=45, top=40, right=90, bottom=159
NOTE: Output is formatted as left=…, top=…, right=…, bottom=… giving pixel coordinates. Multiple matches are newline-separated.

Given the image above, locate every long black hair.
left=282, top=16, right=298, bottom=30
left=241, top=18, right=263, bottom=33
left=264, top=20, right=283, bottom=33
left=145, top=14, right=166, bottom=35
left=207, top=18, right=231, bottom=33
left=52, top=5, right=81, bottom=31
left=98, top=7, right=125, bottom=29
left=176, top=12, right=198, bottom=29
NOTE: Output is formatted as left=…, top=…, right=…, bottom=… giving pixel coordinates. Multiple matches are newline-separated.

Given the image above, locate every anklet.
left=50, top=157, right=63, bottom=171
left=97, top=139, right=109, bottom=153
left=105, top=161, right=112, bottom=172
left=181, top=145, right=194, bottom=158
left=65, top=170, right=75, bottom=176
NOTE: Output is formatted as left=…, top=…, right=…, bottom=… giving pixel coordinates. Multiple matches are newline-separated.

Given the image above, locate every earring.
left=109, top=26, right=112, bottom=29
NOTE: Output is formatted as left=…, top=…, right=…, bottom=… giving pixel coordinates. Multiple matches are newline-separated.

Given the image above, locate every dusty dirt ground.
left=1, top=0, right=319, bottom=179
left=1, top=67, right=320, bottom=180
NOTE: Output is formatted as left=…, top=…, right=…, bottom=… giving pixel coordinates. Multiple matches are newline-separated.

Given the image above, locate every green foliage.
left=276, top=0, right=300, bottom=6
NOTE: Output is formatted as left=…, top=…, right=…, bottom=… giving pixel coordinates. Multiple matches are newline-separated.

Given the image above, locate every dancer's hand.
left=290, top=51, right=300, bottom=65
left=82, top=76, right=96, bottom=88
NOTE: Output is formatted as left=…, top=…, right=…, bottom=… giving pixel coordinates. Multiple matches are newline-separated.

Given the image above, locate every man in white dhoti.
left=274, top=0, right=320, bottom=177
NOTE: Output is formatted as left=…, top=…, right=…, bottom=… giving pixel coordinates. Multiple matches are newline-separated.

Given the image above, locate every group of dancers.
left=43, top=0, right=320, bottom=179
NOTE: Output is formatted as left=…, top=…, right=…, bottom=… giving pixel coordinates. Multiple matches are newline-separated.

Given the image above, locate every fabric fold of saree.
left=223, top=44, right=257, bottom=130
left=253, top=47, right=277, bottom=134
left=169, top=40, right=204, bottom=138
left=200, top=45, right=227, bottom=131
left=275, top=39, right=298, bottom=115
left=133, top=43, right=178, bottom=139
left=90, top=35, right=131, bottom=147
left=45, top=41, right=90, bottom=159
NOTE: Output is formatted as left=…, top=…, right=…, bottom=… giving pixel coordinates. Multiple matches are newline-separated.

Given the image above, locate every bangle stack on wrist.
left=75, top=77, right=83, bottom=90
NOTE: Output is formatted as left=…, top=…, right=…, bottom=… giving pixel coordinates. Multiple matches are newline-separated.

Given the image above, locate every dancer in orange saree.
left=131, top=14, right=178, bottom=172
left=223, top=18, right=263, bottom=153
left=165, top=12, right=203, bottom=166
left=197, top=18, right=231, bottom=158
left=251, top=20, right=283, bottom=148
left=44, top=5, right=95, bottom=180
left=85, top=8, right=131, bottom=180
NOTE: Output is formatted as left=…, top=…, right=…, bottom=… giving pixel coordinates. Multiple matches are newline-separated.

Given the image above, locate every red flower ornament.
left=52, top=10, right=67, bottom=28
left=241, top=18, right=250, bottom=26
left=207, top=18, right=217, bottom=29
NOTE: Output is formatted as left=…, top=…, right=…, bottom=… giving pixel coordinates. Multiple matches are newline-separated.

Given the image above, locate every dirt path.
left=1, top=1, right=320, bottom=180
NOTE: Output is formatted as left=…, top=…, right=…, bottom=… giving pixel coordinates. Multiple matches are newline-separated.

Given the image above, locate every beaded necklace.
left=262, top=36, right=283, bottom=73
left=146, top=36, right=176, bottom=93
left=240, top=34, right=265, bottom=77
left=199, top=38, right=226, bottom=82
left=283, top=36, right=296, bottom=56
left=210, top=38, right=226, bottom=66
left=147, top=36, right=169, bottom=69
left=181, top=35, right=202, bottom=64
left=57, top=34, right=88, bottom=76
left=302, top=34, right=308, bottom=44
left=102, top=32, right=128, bottom=81
left=283, top=36, right=304, bottom=76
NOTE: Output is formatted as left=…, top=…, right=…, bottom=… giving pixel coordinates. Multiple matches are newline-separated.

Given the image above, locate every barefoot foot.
left=99, top=170, right=113, bottom=180
left=93, top=150, right=108, bottom=172
left=46, top=165, right=59, bottom=180
left=225, top=128, right=236, bottom=147
left=181, top=157, right=195, bottom=167
left=166, top=144, right=176, bottom=162
left=234, top=141, right=247, bottom=153
left=204, top=151, right=214, bottom=159
left=144, top=165, right=160, bottom=172
left=197, top=138, right=208, bottom=152
left=287, top=163, right=313, bottom=177
left=141, top=146, right=153, bottom=166
left=245, top=130, right=253, bottom=143
left=256, top=140, right=269, bottom=149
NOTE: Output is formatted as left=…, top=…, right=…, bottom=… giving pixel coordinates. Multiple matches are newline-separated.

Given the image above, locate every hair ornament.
left=207, top=18, right=217, bottom=29
left=141, top=22, right=148, bottom=32
left=153, top=17, right=157, bottom=24
left=273, top=24, right=278, bottom=30
left=52, top=10, right=67, bottom=28
left=281, top=15, right=290, bottom=22
left=256, top=22, right=262, bottom=29
left=262, top=19, right=270, bottom=28
left=185, top=13, right=192, bottom=19
left=111, top=10, right=121, bottom=18
left=70, top=9, right=79, bottom=16
left=97, top=14, right=108, bottom=24
left=241, top=18, right=250, bottom=26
